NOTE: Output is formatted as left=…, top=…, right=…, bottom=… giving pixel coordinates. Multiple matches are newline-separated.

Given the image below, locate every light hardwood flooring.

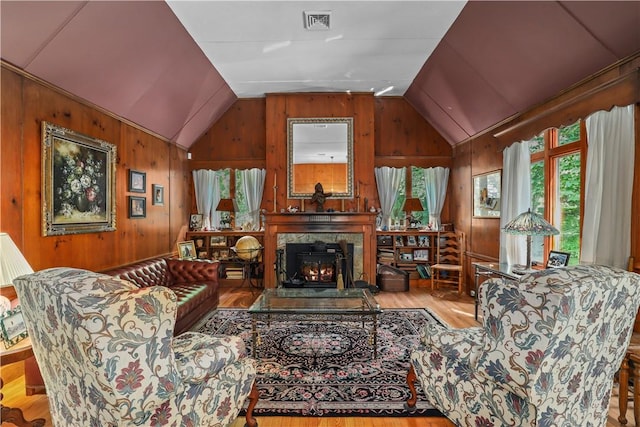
left=1, top=285, right=633, bottom=426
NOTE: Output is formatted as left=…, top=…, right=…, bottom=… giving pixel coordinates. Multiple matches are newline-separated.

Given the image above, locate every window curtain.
left=500, top=141, right=531, bottom=265
left=192, top=169, right=219, bottom=230
left=374, top=166, right=405, bottom=227
left=237, top=168, right=266, bottom=231
left=422, top=167, right=449, bottom=230
left=582, top=104, right=635, bottom=269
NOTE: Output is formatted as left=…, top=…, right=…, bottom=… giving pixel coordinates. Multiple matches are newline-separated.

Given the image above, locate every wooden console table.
left=263, top=212, right=377, bottom=288
left=1, top=337, right=45, bottom=427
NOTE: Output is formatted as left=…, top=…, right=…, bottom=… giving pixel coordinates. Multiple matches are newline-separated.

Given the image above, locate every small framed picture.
left=0, top=306, right=28, bottom=348
left=395, top=236, right=404, bottom=246
left=152, top=184, right=164, bottom=206
left=547, top=250, right=570, bottom=268
left=418, top=235, right=430, bottom=247
left=189, top=214, right=203, bottom=231
left=400, top=252, right=413, bottom=262
left=413, top=249, right=430, bottom=262
left=128, top=169, right=146, bottom=193
left=128, top=196, right=146, bottom=218
left=219, top=249, right=230, bottom=259
left=197, top=250, right=208, bottom=259
left=210, top=235, right=227, bottom=247
left=407, top=235, right=417, bottom=246
left=177, top=240, right=196, bottom=260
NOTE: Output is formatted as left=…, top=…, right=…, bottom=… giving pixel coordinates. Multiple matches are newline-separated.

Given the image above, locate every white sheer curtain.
left=582, top=104, right=635, bottom=269
left=237, top=168, right=266, bottom=231
left=192, top=169, right=218, bottom=230
left=374, top=166, right=405, bottom=227
left=422, top=167, right=449, bottom=230
left=500, top=141, right=531, bottom=265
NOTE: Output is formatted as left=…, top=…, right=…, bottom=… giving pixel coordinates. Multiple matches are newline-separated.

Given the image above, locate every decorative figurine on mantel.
left=310, top=182, right=332, bottom=212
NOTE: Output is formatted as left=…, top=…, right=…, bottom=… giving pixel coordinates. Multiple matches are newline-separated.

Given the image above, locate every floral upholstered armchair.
left=406, top=265, right=640, bottom=426
left=14, top=267, right=258, bottom=427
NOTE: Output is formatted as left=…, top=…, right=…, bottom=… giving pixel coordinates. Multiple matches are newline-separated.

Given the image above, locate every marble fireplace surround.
left=263, top=212, right=377, bottom=288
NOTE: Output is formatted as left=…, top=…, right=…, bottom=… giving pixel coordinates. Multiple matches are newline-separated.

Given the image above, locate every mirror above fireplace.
left=287, top=117, right=354, bottom=199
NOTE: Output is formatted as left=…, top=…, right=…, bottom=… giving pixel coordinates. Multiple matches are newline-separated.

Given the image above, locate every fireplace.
left=283, top=242, right=353, bottom=288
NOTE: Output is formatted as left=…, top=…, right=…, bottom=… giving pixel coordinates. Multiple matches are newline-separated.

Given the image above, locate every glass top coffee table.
left=248, top=288, right=382, bottom=358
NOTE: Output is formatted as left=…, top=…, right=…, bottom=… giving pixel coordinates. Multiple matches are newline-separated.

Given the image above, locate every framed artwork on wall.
left=128, top=196, right=146, bottom=218
left=128, top=169, right=146, bottom=193
left=473, top=170, right=502, bottom=218
left=41, top=121, right=117, bottom=236
left=152, top=184, right=164, bottom=206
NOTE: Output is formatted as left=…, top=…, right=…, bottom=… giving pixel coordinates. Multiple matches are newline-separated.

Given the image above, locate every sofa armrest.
left=173, top=332, right=248, bottom=383
left=166, top=258, right=219, bottom=285
left=422, top=323, right=485, bottom=367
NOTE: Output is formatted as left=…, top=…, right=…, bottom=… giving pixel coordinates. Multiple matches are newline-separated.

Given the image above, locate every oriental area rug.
left=193, top=307, right=445, bottom=418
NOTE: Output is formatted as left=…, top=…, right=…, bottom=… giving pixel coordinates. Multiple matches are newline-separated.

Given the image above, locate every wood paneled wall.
left=190, top=94, right=453, bottom=216
left=452, top=55, right=640, bottom=288
left=0, top=65, right=190, bottom=272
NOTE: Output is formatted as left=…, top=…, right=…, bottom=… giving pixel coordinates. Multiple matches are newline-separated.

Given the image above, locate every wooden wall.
left=0, top=65, right=190, bottom=272
left=452, top=54, right=640, bottom=288
left=190, top=94, right=453, bottom=216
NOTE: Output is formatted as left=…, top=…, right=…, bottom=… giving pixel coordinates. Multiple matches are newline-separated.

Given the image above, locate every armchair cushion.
left=173, top=332, right=248, bottom=383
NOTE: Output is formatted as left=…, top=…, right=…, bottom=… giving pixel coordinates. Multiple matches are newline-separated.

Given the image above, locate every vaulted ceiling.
left=1, top=1, right=638, bottom=150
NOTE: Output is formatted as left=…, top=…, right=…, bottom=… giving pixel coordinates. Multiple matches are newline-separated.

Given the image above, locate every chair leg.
left=431, top=271, right=436, bottom=291
left=244, top=382, right=260, bottom=427
left=405, top=364, right=418, bottom=409
left=619, top=355, right=629, bottom=425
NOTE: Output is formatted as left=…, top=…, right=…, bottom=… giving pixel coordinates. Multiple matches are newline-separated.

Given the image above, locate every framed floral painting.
left=42, top=122, right=117, bottom=236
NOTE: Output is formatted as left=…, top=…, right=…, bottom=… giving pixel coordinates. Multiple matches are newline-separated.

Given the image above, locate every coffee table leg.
left=372, top=313, right=378, bottom=359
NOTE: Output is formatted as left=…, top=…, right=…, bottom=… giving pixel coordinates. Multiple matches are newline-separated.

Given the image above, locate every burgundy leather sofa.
left=103, top=257, right=220, bottom=335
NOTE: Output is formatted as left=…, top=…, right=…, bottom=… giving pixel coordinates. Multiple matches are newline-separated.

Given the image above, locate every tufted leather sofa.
left=103, top=257, right=220, bottom=335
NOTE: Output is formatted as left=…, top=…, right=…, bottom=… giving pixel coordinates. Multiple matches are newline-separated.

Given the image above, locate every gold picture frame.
left=177, top=240, right=196, bottom=260
left=42, top=122, right=117, bottom=236
left=473, top=170, right=501, bottom=218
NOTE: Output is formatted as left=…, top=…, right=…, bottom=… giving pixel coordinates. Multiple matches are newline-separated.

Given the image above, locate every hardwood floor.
left=1, top=285, right=633, bottom=426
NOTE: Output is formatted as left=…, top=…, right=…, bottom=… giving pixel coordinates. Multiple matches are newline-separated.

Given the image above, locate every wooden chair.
left=431, top=231, right=465, bottom=294
left=618, top=256, right=638, bottom=426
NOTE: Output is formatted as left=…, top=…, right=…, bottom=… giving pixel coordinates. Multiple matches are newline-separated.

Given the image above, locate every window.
left=529, top=122, right=584, bottom=265
left=410, top=167, right=430, bottom=225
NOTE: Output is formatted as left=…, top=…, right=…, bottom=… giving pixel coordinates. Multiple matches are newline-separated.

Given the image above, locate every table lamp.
left=216, top=198, right=236, bottom=229
left=502, top=209, right=559, bottom=271
left=0, top=232, right=33, bottom=288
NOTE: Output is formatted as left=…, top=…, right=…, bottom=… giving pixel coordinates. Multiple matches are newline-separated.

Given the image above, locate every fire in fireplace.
left=284, top=241, right=353, bottom=288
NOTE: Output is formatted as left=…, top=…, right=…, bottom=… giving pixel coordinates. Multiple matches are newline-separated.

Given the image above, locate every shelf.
left=375, top=230, right=438, bottom=283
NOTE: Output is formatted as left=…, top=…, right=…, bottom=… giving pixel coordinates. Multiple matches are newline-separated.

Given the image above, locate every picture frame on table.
left=177, top=240, right=196, bottom=260
left=546, top=250, right=570, bottom=268
left=41, top=121, right=117, bottom=236
left=0, top=306, right=28, bottom=348
left=128, top=169, right=146, bottom=193
left=473, top=170, right=501, bottom=218
left=189, top=214, right=203, bottom=231
left=128, top=196, right=146, bottom=218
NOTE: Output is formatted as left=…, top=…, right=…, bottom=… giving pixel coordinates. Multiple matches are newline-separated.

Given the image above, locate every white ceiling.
left=166, top=1, right=466, bottom=97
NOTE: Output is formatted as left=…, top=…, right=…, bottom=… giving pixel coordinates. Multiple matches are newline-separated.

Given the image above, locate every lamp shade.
left=0, top=232, right=33, bottom=286
left=403, top=198, right=423, bottom=212
left=502, top=209, right=559, bottom=236
left=216, top=198, right=235, bottom=212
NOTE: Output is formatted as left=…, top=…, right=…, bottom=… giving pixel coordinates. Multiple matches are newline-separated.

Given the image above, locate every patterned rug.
left=193, top=308, right=444, bottom=417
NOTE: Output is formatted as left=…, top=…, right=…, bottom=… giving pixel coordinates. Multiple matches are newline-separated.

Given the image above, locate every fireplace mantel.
left=263, top=212, right=377, bottom=288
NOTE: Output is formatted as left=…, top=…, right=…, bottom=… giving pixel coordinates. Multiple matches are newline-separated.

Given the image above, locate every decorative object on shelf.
left=403, top=198, right=424, bottom=228
left=216, top=198, right=235, bottom=229
left=413, top=249, right=430, bottom=262
left=502, top=208, right=559, bottom=271
left=0, top=232, right=33, bottom=346
left=128, top=169, right=146, bottom=193
left=177, top=240, right=196, bottom=260
left=41, top=121, right=117, bottom=236
left=210, top=235, right=227, bottom=247
left=232, top=236, right=263, bottom=261
left=547, top=250, right=570, bottom=268
left=128, top=196, right=146, bottom=219
left=473, top=170, right=501, bottom=218
left=310, top=182, right=331, bottom=212
left=152, top=184, right=164, bottom=206
left=189, top=213, right=203, bottom=231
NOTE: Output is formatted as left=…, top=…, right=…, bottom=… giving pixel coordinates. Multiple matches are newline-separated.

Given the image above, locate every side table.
left=1, top=337, right=45, bottom=427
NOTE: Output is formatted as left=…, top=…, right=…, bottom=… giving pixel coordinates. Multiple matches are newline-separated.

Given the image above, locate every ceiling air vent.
left=303, top=11, right=331, bottom=31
